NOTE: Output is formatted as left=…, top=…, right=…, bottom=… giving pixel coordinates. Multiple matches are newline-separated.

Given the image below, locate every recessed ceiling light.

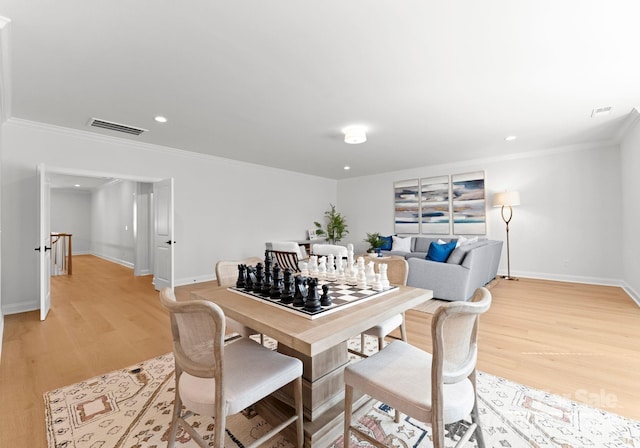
left=344, top=166, right=351, bottom=170
left=343, top=126, right=367, bottom=144
left=505, top=135, right=517, bottom=141
left=74, top=184, right=81, bottom=187
left=591, top=107, right=612, bottom=118
left=154, top=116, right=168, bottom=123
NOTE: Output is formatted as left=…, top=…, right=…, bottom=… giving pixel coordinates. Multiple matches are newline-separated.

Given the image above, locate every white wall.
left=620, top=109, right=640, bottom=303
left=90, top=180, right=136, bottom=266
left=50, top=189, right=92, bottom=254
left=338, top=143, right=623, bottom=285
left=0, top=119, right=336, bottom=314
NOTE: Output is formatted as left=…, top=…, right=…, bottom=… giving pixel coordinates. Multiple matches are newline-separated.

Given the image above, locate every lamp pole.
left=500, top=204, right=517, bottom=280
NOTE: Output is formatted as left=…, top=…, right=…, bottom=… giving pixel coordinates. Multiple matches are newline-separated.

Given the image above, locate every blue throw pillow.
left=426, top=240, right=457, bottom=262
left=379, top=235, right=393, bottom=251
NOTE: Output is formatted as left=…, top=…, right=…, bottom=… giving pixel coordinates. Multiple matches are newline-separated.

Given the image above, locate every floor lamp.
left=492, top=191, right=520, bottom=280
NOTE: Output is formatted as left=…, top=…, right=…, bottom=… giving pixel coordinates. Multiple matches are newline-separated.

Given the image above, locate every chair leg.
left=469, top=371, right=486, bottom=448
left=399, top=313, right=407, bottom=342
left=167, top=371, right=183, bottom=448
left=344, top=385, right=354, bottom=448
left=377, top=337, right=384, bottom=351
left=360, top=333, right=366, bottom=353
left=260, top=333, right=265, bottom=345
left=293, top=376, right=304, bottom=448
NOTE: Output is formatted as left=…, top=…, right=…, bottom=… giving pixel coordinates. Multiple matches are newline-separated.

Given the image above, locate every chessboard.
left=229, top=280, right=399, bottom=320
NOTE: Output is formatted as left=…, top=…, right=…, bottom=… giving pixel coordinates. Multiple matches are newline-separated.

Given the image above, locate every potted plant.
left=363, top=232, right=383, bottom=255
left=314, top=204, right=349, bottom=244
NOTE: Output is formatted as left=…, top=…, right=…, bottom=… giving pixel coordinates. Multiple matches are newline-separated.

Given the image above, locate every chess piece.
left=320, top=284, right=332, bottom=306
left=365, top=261, right=376, bottom=284
left=270, top=264, right=283, bottom=299
left=309, top=255, right=319, bottom=276
left=327, top=254, right=336, bottom=281
left=318, top=257, right=327, bottom=280
left=300, top=261, right=309, bottom=276
left=236, top=264, right=246, bottom=288
left=261, top=263, right=273, bottom=296
left=244, top=266, right=255, bottom=290
left=379, top=263, right=390, bottom=289
left=280, top=269, right=294, bottom=304
left=254, top=263, right=264, bottom=293
left=293, top=276, right=307, bottom=307
left=304, top=278, right=322, bottom=313
left=356, top=268, right=367, bottom=288
left=372, top=273, right=383, bottom=292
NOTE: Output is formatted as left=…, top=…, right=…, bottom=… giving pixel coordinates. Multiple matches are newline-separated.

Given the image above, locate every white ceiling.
left=1, top=1, right=639, bottom=179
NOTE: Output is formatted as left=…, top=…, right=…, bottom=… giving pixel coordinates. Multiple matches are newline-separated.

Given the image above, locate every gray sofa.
left=381, top=236, right=503, bottom=301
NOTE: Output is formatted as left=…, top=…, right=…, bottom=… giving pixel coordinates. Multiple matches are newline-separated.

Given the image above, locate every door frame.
left=40, top=165, right=173, bottom=318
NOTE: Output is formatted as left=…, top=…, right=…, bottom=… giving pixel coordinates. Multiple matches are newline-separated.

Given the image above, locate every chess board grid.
left=228, top=281, right=399, bottom=320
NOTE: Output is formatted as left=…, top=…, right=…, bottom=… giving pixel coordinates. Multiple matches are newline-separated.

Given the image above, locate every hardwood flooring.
left=1, top=255, right=638, bottom=447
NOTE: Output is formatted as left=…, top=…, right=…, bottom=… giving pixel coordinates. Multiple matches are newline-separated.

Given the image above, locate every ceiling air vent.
left=88, top=118, right=148, bottom=136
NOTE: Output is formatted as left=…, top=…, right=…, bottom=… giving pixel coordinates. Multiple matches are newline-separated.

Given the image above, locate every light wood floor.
left=1, top=255, right=639, bottom=447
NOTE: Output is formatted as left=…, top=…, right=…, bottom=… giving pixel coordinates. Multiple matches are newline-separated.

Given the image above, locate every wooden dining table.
left=191, top=283, right=433, bottom=447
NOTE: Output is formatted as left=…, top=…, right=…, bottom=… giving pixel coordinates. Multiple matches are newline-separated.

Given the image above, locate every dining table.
left=191, top=281, right=433, bottom=447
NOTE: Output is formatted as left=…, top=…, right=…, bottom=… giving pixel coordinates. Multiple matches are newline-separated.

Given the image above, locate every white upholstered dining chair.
left=351, top=257, right=409, bottom=357
left=159, top=287, right=304, bottom=448
left=343, top=287, right=491, bottom=448
left=215, top=257, right=264, bottom=344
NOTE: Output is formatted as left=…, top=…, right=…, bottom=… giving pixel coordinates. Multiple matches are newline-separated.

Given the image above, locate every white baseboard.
left=2, top=300, right=39, bottom=315
left=502, top=270, right=638, bottom=306
left=90, top=252, right=134, bottom=269
left=175, top=274, right=217, bottom=287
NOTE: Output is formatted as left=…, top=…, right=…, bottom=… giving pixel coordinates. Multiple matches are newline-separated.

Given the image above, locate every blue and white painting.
left=420, top=175, right=450, bottom=234
left=394, top=179, right=420, bottom=234
left=452, top=171, right=486, bottom=235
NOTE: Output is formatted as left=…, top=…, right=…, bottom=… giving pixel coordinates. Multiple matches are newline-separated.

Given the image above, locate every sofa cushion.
left=446, top=240, right=488, bottom=264
left=392, top=235, right=412, bottom=252
left=379, top=235, right=393, bottom=251
left=426, top=240, right=457, bottom=262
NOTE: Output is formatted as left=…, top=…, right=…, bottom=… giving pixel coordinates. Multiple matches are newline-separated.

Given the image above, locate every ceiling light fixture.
left=74, top=184, right=81, bottom=187
left=344, top=166, right=351, bottom=170
left=343, top=125, right=367, bottom=144
left=505, top=135, right=517, bottom=141
left=154, top=116, right=168, bottom=123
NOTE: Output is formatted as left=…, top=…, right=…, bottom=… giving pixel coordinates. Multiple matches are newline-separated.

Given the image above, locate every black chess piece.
left=264, top=250, right=272, bottom=270
left=304, top=278, right=322, bottom=313
left=320, top=284, right=332, bottom=306
left=280, top=269, right=294, bottom=304
left=270, top=264, right=283, bottom=299
left=261, top=263, right=272, bottom=296
left=244, top=266, right=255, bottom=291
left=293, top=276, right=307, bottom=307
left=254, top=263, right=264, bottom=293
left=236, top=264, right=246, bottom=288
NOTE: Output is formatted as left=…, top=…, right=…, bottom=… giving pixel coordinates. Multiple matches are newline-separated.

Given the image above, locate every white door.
left=153, top=178, right=174, bottom=290
left=37, top=163, right=52, bottom=320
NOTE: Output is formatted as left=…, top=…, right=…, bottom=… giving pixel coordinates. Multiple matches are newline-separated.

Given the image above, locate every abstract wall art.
left=394, top=179, right=420, bottom=234
left=451, top=171, right=486, bottom=234
left=420, top=175, right=451, bottom=234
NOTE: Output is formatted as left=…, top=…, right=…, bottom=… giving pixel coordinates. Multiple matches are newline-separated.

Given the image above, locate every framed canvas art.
left=420, top=175, right=450, bottom=234
left=451, top=171, right=486, bottom=234
left=394, top=179, right=420, bottom=234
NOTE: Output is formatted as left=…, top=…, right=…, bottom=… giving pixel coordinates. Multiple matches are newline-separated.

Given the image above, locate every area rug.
left=45, top=336, right=640, bottom=448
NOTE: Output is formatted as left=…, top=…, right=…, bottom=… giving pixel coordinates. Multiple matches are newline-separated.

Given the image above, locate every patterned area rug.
left=45, top=336, right=640, bottom=448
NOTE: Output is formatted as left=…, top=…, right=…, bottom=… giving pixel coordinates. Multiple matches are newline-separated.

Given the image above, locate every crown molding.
left=0, top=17, right=12, bottom=123
left=616, top=107, right=640, bottom=143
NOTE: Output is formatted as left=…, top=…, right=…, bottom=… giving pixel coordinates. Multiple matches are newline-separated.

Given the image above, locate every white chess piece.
left=379, top=263, right=390, bottom=289
left=356, top=268, right=367, bottom=288
left=372, top=273, right=383, bottom=291
left=299, top=261, right=309, bottom=277
left=365, top=261, right=376, bottom=284
left=327, top=254, right=336, bottom=281
left=318, top=256, right=327, bottom=279
left=309, top=255, right=319, bottom=276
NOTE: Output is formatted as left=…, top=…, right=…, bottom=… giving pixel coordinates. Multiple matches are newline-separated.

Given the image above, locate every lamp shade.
left=492, top=191, right=520, bottom=207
